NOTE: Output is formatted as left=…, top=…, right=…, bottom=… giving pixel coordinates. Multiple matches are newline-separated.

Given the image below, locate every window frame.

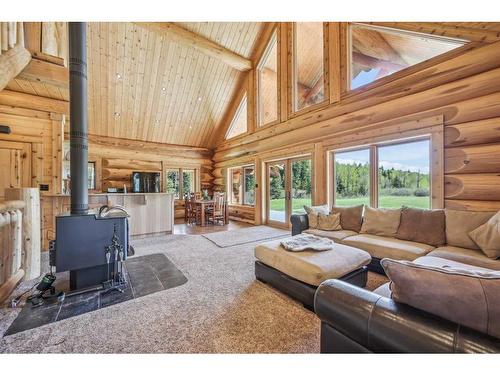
left=256, top=28, right=280, bottom=128
left=163, top=167, right=198, bottom=199
left=225, top=92, right=248, bottom=140
left=227, top=164, right=256, bottom=207
left=329, top=128, right=443, bottom=209
left=289, top=22, right=330, bottom=118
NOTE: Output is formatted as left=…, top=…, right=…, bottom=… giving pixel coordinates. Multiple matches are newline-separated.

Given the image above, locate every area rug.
left=202, top=225, right=289, bottom=247
left=0, top=233, right=386, bottom=353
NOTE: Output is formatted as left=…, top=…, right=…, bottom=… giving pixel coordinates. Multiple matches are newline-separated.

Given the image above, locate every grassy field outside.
left=269, top=195, right=430, bottom=213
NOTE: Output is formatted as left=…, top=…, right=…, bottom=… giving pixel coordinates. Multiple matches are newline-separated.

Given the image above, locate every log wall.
left=214, top=34, right=500, bottom=215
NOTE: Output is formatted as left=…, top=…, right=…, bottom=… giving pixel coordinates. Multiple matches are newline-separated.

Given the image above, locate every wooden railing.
left=0, top=188, right=41, bottom=304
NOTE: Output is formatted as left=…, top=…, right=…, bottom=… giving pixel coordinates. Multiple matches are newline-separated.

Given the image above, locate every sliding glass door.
left=266, top=156, right=312, bottom=227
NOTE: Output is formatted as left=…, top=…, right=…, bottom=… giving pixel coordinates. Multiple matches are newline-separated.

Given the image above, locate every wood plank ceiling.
left=86, top=22, right=263, bottom=147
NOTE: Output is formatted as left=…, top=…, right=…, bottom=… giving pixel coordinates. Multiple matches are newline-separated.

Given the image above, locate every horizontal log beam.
left=445, top=199, right=500, bottom=211
left=134, top=22, right=252, bottom=72
left=0, top=44, right=31, bottom=91
left=445, top=144, right=500, bottom=174
left=444, top=117, right=500, bottom=147
left=17, top=57, right=68, bottom=88
left=0, top=89, right=68, bottom=114
left=445, top=173, right=500, bottom=201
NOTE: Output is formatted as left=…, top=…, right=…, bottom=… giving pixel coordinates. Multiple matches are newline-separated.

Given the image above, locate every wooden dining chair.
left=206, top=192, right=226, bottom=225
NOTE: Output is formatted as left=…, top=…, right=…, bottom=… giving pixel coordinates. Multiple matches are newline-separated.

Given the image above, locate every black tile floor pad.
left=5, top=253, right=187, bottom=336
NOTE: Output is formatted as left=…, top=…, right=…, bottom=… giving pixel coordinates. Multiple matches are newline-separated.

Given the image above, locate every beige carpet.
left=0, top=231, right=387, bottom=353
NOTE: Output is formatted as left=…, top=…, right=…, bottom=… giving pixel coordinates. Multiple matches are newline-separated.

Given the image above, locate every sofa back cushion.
left=317, top=212, right=342, bottom=231
left=360, top=207, right=401, bottom=237
left=469, top=210, right=500, bottom=259
left=381, top=257, right=500, bottom=339
left=331, top=205, right=364, bottom=232
left=304, top=205, right=329, bottom=229
left=445, top=209, right=494, bottom=250
left=396, top=207, right=445, bottom=246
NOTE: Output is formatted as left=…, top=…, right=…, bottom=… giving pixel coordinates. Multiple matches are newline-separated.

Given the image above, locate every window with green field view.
left=166, top=169, right=180, bottom=198
left=334, top=149, right=370, bottom=207
left=378, top=140, right=430, bottom=209
left=291, top=159, right=312, bottom=214
left=183, top=169, right=195, bottom=196
left=333, top=138, right=431, bottom=209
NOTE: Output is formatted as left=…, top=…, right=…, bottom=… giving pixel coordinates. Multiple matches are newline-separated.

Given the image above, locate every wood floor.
left=173, top=219, right=253, bottom=235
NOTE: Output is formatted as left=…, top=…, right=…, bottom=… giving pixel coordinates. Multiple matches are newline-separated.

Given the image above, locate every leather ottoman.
left=254, top=237, right=371, bottom=310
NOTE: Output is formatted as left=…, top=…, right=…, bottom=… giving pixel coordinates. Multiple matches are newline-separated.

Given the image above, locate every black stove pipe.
left=68, top=22, right=89, bottom=215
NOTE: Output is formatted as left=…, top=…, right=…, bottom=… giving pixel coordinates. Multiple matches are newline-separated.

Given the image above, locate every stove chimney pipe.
left=68, top=22, right=89, bottom=215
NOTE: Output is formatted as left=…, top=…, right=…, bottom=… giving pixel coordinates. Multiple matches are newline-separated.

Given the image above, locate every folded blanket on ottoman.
left=281, top=234, right=335, bottom=251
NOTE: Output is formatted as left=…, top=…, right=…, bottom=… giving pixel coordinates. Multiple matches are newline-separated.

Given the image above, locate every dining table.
left=194, top=199, right=214, bottom=226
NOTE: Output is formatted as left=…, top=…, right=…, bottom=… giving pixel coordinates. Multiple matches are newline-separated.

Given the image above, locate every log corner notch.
left=0, top=44, right=32, bottom=92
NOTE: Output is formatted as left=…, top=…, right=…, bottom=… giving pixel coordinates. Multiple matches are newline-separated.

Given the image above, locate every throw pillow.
left=445, top=209, right=494, bottom=250
left=396, top=207, right=445, bottom=246
left=318, top=212, right=342, bottom=231
left=304, top=204, right=329, bottom=229
left=331, top=205, right=364, bottom=232
left=360, top=206, right=401, bottom=237
left=469, top=210, right=500, bottom=259
left=381, top=257, right=500, bottom=339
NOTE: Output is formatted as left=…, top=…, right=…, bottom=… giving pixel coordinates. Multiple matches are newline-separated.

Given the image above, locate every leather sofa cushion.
left=428, top=246, right=500, bottom=270
left=396, top=207, right=445, bottom=247
left=331, top=205, right=364, bottom=232
left=469, top=210, right=500, bottom=259
left=360, top=207, right=401, bottom=237
left=303, top=228, right=358, bottom=242
left=254, top=238, right=371, bottom=286
left=445, top=209, right=494, bottom=250
left=342, top=234, right=434, bottom=261
left=381, top=257, right=500, bottom=339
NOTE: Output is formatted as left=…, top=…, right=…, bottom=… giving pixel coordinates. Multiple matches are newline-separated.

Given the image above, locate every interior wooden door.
left=0, top=141, right=32, bottom=200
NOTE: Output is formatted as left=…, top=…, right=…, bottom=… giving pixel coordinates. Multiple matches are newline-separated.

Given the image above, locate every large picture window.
left=349, top=24, right=466, bottom=90
left=332, top=138, right=431, bottom=209
left=293, top=22, right=325, bottom=112
left=257, top=30, right=278, bottom=126
left=227, top=165, right=255, bottom=206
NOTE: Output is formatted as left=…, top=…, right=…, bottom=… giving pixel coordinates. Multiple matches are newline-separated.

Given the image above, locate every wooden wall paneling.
left=445, top=173, right=500, bottom=201
left=445, top=143, right=500, bottom=174
left=50, top=113, right=63, bottom=194
left=0, top=90, right=69, bottom=114
left=312, top=142, right=327, bottom=205
left=444, top=117, right=500, bottom=147
left=445, top=199, right=500, bottom=211
left=17, top=58, right=68, bottom=88
left=328, top=22, right=341, bottom=104
left=280, top=22, right=289, bottom=123
left=431, top=127, right=445, bottom=209
left=23, top=22, right=41, bottom=54
left=31, top=142, right=43, bottom=187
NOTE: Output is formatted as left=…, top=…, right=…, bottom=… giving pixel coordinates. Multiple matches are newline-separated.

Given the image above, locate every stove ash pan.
left=53, top=213, right=129, bottom=287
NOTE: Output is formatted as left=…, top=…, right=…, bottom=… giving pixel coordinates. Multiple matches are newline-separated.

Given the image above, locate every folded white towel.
left=281, top=234, right=335, bottom=252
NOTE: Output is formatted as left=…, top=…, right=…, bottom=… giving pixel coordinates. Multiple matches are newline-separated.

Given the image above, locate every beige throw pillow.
left=318, top=212, right=341, bottom=231
left=304, top=205, right=329, bottom=229
left=360, top=206, right=401, bottom=237
left=381, top=258, right=500, bottom=339
left=331, top=205, right=364, bottom=232
left=469, top=211, right=500, bottom=259
left=445, top=209, right=494, bottom=250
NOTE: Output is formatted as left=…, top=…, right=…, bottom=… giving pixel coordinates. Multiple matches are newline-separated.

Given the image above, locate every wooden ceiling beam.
left=0, top=44, right=32, bottom=91
left=367, top=22, right=500, bottom=43
left=0, top=89, right=68, bottom=114
left=134, top=22, right=252, bottom=72
left=17, top=57, right=68, bottom=88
